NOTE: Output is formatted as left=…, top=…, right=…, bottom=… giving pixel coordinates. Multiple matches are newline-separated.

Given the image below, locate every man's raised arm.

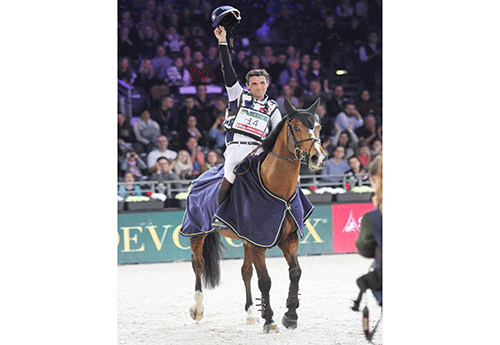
left=214, top=26, right=238, bottom=87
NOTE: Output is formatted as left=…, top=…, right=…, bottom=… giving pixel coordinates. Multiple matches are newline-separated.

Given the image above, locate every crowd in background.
left=118, top=0, right=382, bottom=197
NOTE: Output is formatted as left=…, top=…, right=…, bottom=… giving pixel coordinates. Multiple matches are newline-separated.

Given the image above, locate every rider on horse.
left=212, top=8, right=283, bottom=226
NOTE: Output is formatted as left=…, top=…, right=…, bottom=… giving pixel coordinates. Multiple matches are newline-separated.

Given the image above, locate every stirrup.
left=212, top=218, right=228, bottom=230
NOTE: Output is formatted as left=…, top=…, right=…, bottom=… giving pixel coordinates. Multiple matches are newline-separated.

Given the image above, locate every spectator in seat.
left=356, top=141, right=372, bottom=169
left=327, top=85, right=348, bottom=118
left=207, top=114, right=226, bottom=153
left=276, top=84, right=300, bottom=116
left=162, top=25, right=185, bottom=55
left=150, top=95, right=178, bottom=136
left=177, top=97, right=205, bottom=133
left=301, top=79, right=332, bottom=109
left=359, top=31, right=382, bottom=92
left=248, top=54, right=264, bottom=72
left=174, top=149, right=195, bottom=180
left=195, top=84, right=215, bottom=127
left=188, top=50, right=216, bottom=86
left=137, top=23, right=159, bottom=59
left=354, top=89, right=381, bottom=118
left=287, top=76, right=304, bottom=100
left=335, top=103, right=364, bottom=132
left=135, top=59, right=161, bottom=96
left=118, top=112, right=143, bottom=154
left=205, top=45, right=222, bottom=77
left=180, top=44, right=193, bottom=66
left=165, top=57, right=192, bottom=94
left=178, top=114, right=207, bottom=150
left=147, top=135, right=177, bottom=171
left=200, top=150, right=224, bottom=174
left=132, top=109, right=161, bottom=152
left=186, top=24, right=211, bottom=54
left=354, top=114, right=381, bottom=146
left=119, top=10, right=135, bottom=32
left=185, top=136, right=206, bottom=177
left=267, top=52, right=287, bottom=86
left=332, top=122, right=359, bottom=159
left=120, top=150, right=148, bottom=180
left=260, top=45, right=277, bottom=69
left=316, top=13, right=341, bottom=70
left=316, top=104, right=336, bottom=143
left=345, top=155, right=369, bottom=187
left=118, top=27, right=138, bottom=60
left=118, top=172, right=142, bottom=199
left=279, top=58, right=302, bottom=90
left=149, top=156, right=182, bottom=192
left=118, top=57, right=136, bottom=86
left=232, top=50, right=250, bottom=83
left=308, top=59, right=329, bottom=86
left=150, top=45, right=173, bottom=81
left=335, top=0, right=355, bottom=26
left=371, top=139, right=382, bottom=158
left=321, top=146, right=350, bottom=183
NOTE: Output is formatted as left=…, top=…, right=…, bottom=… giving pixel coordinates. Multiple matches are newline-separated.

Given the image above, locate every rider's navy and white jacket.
left=217, top=41, right=282, bottom=183
left=223, top=84, right=281, bottom=144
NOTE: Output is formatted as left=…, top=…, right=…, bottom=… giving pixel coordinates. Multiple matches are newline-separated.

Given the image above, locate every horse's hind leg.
left=252, top=246, right=277, bottom=333
left=278, top=230, right=301, bottom=330
left=242, top=243, right=258, bottom=324
left=189, top=235, right=206, bottom=321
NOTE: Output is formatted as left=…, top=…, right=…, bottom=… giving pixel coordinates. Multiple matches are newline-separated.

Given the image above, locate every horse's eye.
left=293, top=126, right=300, bottom=132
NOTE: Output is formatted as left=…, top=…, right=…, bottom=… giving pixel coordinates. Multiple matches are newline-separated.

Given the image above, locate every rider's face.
left=246, top=76, right=268, bottom=101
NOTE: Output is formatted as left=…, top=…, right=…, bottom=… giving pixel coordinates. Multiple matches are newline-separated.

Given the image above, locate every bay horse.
left=187, top=97, right=327, bottom=333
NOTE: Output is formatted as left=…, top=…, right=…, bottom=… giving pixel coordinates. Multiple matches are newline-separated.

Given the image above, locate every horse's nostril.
left=311, top=154, right=318, bottom=163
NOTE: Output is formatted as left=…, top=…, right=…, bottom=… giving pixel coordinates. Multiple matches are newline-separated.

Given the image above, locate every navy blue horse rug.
left=180, top=155, right=314, bottom=248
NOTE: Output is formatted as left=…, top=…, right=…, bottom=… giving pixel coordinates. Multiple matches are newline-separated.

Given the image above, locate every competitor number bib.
left=232, top=107, right=270, bottom=140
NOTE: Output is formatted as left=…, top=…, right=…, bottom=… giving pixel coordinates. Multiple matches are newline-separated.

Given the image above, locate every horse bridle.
left=269, top=117, right=321, bottom=164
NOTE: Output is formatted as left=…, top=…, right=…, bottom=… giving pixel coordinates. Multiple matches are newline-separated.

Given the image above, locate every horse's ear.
left=284, top=97, right=297, bottom=117
left=307, top=97, right=321, bottom=115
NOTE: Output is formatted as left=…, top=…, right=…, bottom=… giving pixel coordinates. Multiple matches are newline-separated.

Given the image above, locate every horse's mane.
left=259, top=112, right=317, bottom=162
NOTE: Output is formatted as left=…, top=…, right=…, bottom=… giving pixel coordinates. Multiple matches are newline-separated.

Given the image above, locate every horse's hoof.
left=263, top=322, right=278, bottom=333
left=281, top=314, right=297, bottom=329
left=246, top=305, right=259, bottom=325
left=190, top=291, right=204, bottom=321
left=189, top=306, right=203, bottom=321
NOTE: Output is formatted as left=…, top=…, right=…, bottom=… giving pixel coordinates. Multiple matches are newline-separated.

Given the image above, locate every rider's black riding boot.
left=212, top=178, right=233, bottom=229
left=216, top=177, right=233, bottom=207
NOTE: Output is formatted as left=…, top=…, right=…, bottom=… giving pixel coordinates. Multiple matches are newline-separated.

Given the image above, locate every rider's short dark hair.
left=245, top=69, right=270, bottom=84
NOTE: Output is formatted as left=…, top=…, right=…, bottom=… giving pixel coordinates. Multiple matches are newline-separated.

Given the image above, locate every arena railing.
left=117, top=173, right=371, bottom=199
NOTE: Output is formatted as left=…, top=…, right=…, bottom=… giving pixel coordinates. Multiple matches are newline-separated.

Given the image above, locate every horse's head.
left=283, top=97, right=328, bottom=171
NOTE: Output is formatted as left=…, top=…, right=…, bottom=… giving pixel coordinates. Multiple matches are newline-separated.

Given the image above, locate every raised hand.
left=214, top=26, right=227, bottom=43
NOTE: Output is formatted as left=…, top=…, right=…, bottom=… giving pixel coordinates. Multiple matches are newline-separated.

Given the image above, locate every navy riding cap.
left=211, top=5, right=241, bottom=31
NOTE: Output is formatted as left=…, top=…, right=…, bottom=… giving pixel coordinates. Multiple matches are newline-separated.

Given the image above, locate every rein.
left=235, top=115, right=322, bottom=175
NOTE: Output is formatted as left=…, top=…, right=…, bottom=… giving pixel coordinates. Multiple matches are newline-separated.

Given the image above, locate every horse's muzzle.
left=308, top=152, right=327, bottom=171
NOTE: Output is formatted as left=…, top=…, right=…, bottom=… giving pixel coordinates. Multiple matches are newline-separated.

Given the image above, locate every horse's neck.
left=260, top=130, right=300, bottom=201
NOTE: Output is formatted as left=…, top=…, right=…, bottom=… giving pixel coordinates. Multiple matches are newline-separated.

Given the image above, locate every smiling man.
left=213, top=25, right=283, bottom=221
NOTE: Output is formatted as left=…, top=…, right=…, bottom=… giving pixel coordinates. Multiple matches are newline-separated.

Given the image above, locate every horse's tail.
left=202, top=231, right=223, bottom=289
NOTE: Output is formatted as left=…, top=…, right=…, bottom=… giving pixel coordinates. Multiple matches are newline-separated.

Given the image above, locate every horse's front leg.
left=252, top=246, right=277, bottom=333
left=278, top=228, right=301, bottom=329
left=242, top=243, right=259, bottom=324
left=189, top=235, right=205, bottom=321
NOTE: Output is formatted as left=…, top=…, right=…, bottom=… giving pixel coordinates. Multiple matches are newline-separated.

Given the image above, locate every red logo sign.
left=331, top=203, right=375, bottom=253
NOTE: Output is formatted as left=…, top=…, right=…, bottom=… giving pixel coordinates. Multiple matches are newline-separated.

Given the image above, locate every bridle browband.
left=268, top=115, right=321, bottom=164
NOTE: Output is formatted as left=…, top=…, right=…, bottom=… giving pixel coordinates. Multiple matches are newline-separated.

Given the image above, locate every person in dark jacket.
left=355, top=154, right=382, bottom=305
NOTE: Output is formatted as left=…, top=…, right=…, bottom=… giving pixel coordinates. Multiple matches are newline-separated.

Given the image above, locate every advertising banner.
left=118, top=205, right=335, bottom=264
left=331, top=203, right=375, bottom=253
